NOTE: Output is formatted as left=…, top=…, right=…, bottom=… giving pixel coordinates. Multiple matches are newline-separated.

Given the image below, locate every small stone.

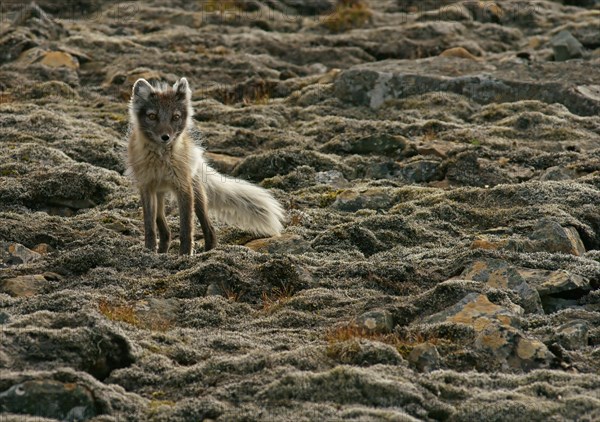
left=0, top=242, right=42, bottom=266
left=0, top=275, right=48, bottom=297
left=530, top=219, right=586, bottom=256
left=539, top=166, right=577, bottom=181
left=416, top=142, right=451, bottom=159
left=357, top=310, right=394, bottom=334
left=32, top=243, right=54, bottom=255
left=245, top=234, right=311, bottom=254
left=555, top=321, right=589, bottom=350
left=417, top=7, right=472, bottom=22
left=320, top=134, right=407, bottom=156
left=42, top=272, right=63, bottom=281
left=205, top=152, right=243, bottom=174
left=315, top=170, right=350, bottom=188
left=104, top=221, right=130, bottom=233
left=470, top=238, right=509, bottom=250
left=134, top=298, right=179, bottom=330
left=332, top=188, right=393, bottom=212
left=398, top=158, right=444, bottom=183
left=509, top=335, right=554, bottom=371
left=462, top=259, right=523, bottom=288
left=408, top=343, right=441, bottom=372
left=550, top=30, right=584, bottom=62
left=206, top=283, right=225, bottom=297
left=40, top=51, right=79, bottom=69
left=540, top=297, right=579, bottom=314
left=576, top=85, right=600, bottom=102
left=439, top=47, right=480, bottom=61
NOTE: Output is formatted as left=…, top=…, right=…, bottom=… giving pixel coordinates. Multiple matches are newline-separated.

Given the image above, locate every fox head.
left=129, top=77, right=193, bottom=145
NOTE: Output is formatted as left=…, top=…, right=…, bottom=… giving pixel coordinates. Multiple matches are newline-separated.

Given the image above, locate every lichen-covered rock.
left=425, top=293, right=553, bottom=371
left=0, top=242, right=41, bottom=266
left=461, top=259, right=543, bottom=314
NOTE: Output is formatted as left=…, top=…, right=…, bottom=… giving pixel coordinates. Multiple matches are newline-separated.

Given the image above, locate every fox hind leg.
left=141, top=188, right=158, bottom=252
left=156, top=192, right=171, bottom=253
left=193, top=179, right=217, bottom=251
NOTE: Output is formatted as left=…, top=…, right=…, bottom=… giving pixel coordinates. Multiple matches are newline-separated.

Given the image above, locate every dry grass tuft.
left=98, top=298, right=139, bottom=326
left=98, top=298, right=173, bottom=332
left=323, top=0, right=373, bottom=33
left=325, top=321, right=441, bottom=359
left=260, top=285, right=295, bottom=314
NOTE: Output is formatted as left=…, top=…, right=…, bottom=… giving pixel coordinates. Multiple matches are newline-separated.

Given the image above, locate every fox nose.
left=161, top=134, right=170, bottom=142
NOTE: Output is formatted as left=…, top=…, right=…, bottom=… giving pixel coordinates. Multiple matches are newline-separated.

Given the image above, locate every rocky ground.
left=1, top=0, right=600, bottom=420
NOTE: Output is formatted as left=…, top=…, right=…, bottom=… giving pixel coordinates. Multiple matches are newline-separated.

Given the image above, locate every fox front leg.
left=156, top=192, right=171, bottom=253
left=177, top=185, right=194, bottom=255
left=141, top=189, right=158, bottom=252
left=193, top=178, right=217, bottom=251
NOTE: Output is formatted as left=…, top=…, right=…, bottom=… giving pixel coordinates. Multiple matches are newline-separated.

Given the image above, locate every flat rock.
left=398, top=158, right=445, bottom=183
left=0, top=275, right=49, bottom=297
left=439, top=47, right=480, bottom=61
left=529, top=219, right=586, bottom=256
left=245, top=233, right=311, bottom=254
left=39, top=51, right=79, bottom=69
left=204, top=152, right=243, bottom=174
left=332, top=188, right=393, bottom=212
left=334, top=58, right=600, bottom=116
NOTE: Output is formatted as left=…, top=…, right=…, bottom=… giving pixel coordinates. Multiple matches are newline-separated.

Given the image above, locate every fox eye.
left=147, top=113, right=157, bottom=120
left=172, top=114, right=181, bottom=121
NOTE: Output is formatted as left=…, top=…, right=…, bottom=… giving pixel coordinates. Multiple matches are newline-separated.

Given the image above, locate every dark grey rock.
left=398, top=158, right=445, bottom=183
left=555, top=320, right=589, bottom=350
left=530, top=219, right=586, bottom=256
left=550, top=30, right=584, bottom=62
left=0, top=380, right=99, bottom=421
left=408, top=343, right=441, bottom=372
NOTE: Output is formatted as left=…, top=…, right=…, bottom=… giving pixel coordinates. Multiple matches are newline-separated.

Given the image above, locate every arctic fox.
left=127, top=77, right=284, bottom=255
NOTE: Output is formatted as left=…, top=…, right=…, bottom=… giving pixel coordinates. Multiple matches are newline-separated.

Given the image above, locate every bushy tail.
left=200, top=165, right=284, bottom=236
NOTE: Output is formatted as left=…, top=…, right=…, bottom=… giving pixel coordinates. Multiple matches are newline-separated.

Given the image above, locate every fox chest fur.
left=127, top=130, right=194, bottom=193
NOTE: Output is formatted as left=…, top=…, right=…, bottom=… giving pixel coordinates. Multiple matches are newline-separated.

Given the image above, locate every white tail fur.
left=198, top=161, right=285, bottom=236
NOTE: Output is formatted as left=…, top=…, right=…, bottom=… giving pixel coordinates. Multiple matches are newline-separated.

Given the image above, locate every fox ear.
left=132, top=78, right=153, bottom=99
left=174, top=77, right=191, bottom=100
